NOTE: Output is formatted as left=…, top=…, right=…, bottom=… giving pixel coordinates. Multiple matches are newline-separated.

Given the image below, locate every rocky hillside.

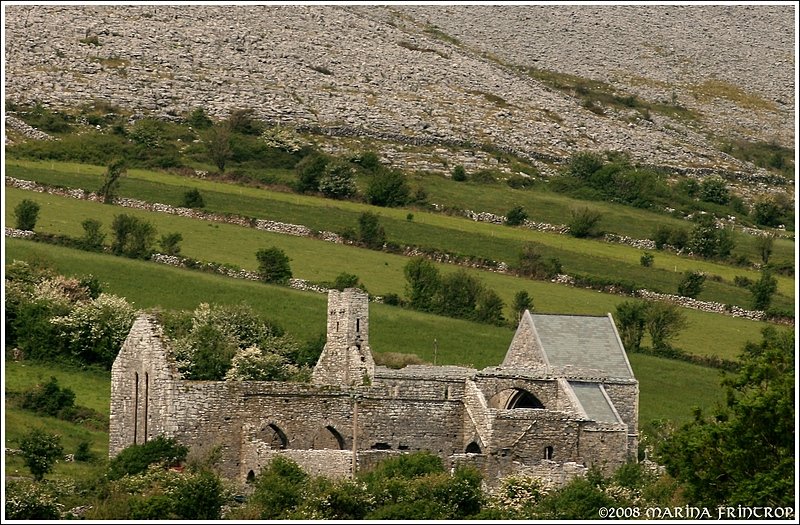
left=3, top=4, right=795, bottom=179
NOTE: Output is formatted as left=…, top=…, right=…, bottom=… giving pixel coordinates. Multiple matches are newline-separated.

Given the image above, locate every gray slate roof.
left=569, top=382, right=621, bottom=423
left=531, top=314, right=633, bottom=379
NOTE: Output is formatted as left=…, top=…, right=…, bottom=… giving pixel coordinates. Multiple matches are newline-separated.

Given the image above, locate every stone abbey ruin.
left=110, top=288, right=638, bottom=485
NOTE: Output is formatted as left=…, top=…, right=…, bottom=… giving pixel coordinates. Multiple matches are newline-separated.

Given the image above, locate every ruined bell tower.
left=312, top=288, right=375, bottom=386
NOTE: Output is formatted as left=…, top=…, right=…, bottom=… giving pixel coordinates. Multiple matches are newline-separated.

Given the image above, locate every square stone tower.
left=312, top=288, right=375, bottom=386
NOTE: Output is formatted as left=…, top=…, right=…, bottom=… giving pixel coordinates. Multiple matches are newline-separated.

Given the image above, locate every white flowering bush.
left=5, top=479, right=65, bottom=519
left=485, top=474, right=550, bottom=518
left=225, top=344, right=303, bottom=381
left=50, top=293, right=136, bottom=367
left=260, top=125, right=307, bottom=153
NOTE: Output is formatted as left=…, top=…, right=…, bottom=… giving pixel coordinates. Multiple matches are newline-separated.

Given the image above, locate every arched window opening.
left=313, top=425, right=345, bottom=450
left=544, top=446, right=554, bottom=460
left=264, top=423, right=288, bottom=449
left=507, top=389, right=545, bottom=409
left=465, top=442, right=482, bottom=454
left=246, top=470, right=256, bottom=483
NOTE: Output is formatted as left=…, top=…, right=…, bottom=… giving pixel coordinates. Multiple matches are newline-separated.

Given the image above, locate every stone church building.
left=110, top=288, right=638, bottom=484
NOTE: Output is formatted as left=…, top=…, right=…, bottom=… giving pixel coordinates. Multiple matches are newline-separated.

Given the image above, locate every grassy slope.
left=4, top=361, right=110, bottom=480
left=4, top=197, right=772, bottom=363
left=6, top=160, right=794, bottom=309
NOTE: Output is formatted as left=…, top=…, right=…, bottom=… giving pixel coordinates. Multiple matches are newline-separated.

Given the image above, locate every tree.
left=614, top=300, right=648, bottom=352
left=183, top=188, right=205, bottom=208
left=294, top=153, right=328, bottom=194
left=567, top=207, right=602, bottom=238
left=687, top=214, right=735, bottom=259
left=204, top=123, right=232, bottom=172
left=698, top=175, right=730, bottom=205
left=318, top=160, right=357, bottom=199
left=14, top=199, right=41, bottom=231
left=754, top=233, right=775, bottom=265
left=365, top=169, right=411, bottom=207
left=111, top=214, right=156, bottom=259
left=357, top=212, right=386, bottom=249
left=108, top=435, right=189, bottom=480
left=657, top=327, right=794, bottom=507
left=403, top=258, right=440, bottom=312
left=256, top=247, right=292, bottom=285
left=18, top=428, right=63, bottom=481
left=433, top=270, right=484, bottom=320
left=99, top=159, right=127, bottom=203
left=750, top=270, right=778, bottom=311
left=676, top=270, right=705, bottom=298
left=80, top=218, right=105, bottom=251
left=567, top=151, right=604, bottom=180
left=645, top=302, right=688, bottom=350
left=512, top=290, right=533, bottom=322
left=475, top=289, right=505, bottom=326
left=505, top=206, right=528, bottom=226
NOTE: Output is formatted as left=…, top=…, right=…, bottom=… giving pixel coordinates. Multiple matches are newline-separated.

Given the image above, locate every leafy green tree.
left=687, top=214, right=734, bottom=259
left=750, top=270, right=778, bottom=311
left=567, top=207, right=602, bottom=238
left=475, top=289, right=506, bottom=326
left=614, top=301, right=649, bottom=352
left=111, top=214, right=156, bottom=259
left=20, top=377, right=75, bottom=417
left=18, top=428, right=64, bottom=481
left=172, top=470, right=225, bottom=519
left=567, top=151, right=605, bottom=180
left=404, top=257, right=440, bottom=312
left=256, top=247, right=292, bottom=285
left=357, top=211, right=386, bottom=249
left=357, top=150, right=382, bottom=172
left=698, top=176, right=730, bottom=205
left=80, top=218, right=105, bottom=251
left=433, top=270, right=484, bottom=320
left=640, top=251, right=654, bottom=267
left=204, top=123, right=232, bottom=172
left=14, top=199, right=41, bottom=230
left=512, top=290, right=533, bottom=322
left=318, top=160, right=357, bottom=199
left=365, top=169, right=411, bottom=207
left=534, top=476, right=616, bottom=520
left=226, top=108, right=262, bottom=135
left=250, top=456, right=309, bottom=518
left=182, top=188, right=205, bottom=208
left=645, top=302, right=688, bottom=350
left=657, top=327, right=794, bottom=507
left=505, top=205, right=528, bottom=226
left=294, top=153, right=328, bottom=194
left=754, top=233, right=775, bottom=265
left=676, top=270, right=706, bottom=298
left=99, top=159, right=127, bottom=204
left=331, top=272, right=363, bottom=291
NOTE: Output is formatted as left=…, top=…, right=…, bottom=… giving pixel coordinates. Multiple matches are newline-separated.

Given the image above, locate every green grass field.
left=6, top=160, right=794, bottom=310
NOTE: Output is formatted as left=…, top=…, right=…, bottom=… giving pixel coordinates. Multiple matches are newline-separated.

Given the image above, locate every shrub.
left=645, top=302, right=688, bottom=350
left=108, top=436, right=189, bottom=481
left=475, top=289, right=506, bottom=326
left=331, top=272, right=361, bottom=291
left=567, top=207, right=602, bottom=238
left=99, top=159, right=127, bottom=203
left=451, top=165, right=467, bottom=181
left=750, top=270, right=778, bottom=311
left=733, top=275, right=753, bottom=288
left=5, top=479, right=62, bottom=519
left=19, top=427, right=64, bottom=481
left=158, top=232, right=183, bottom=256
left=470, top=169, right=497, bottom=184
left=20, top=377, right=75, bottom=417
left=506, top=173, right=534, bottom=189
left=640, top=251, right=654, bottom=267
left=14, top=199, right=41, bottom=230
left=505, top=205, right=528, bottom=226
left=111, top=214, right=156, bottom=259
left=404, top=257, right=440, bottom=312
left=182, top=188, right=205, bottom=208
left=677, top=271, right=706, bottom=298
left=357, top=212, right=387, bottom=249
left=294, top=153, right=328, bottom=193
left=80, top=219, right=105, bottom=251
left=365, top=169, right=411, bottom=207
left=187, top=107, right=213, bottom=129
left=74, top=441, right=94, bottom=462
left=512, top=290, right=533, bottom=322
left=172, top=470, right=225, bottom=519
left=517, top=243, right=560, bottom=279
left=688, top=215, right=735, bottom=259
left=255, top=247, right=292, bottom=284
left=567, top=151, right=604, bottom=180
left=318, top=160, right=357, bottom=199
left=699, top=176, right=730, bottom=205
left=250, top=456, right=309, bottom=518
left=615, top=301, right=648, bottom=352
